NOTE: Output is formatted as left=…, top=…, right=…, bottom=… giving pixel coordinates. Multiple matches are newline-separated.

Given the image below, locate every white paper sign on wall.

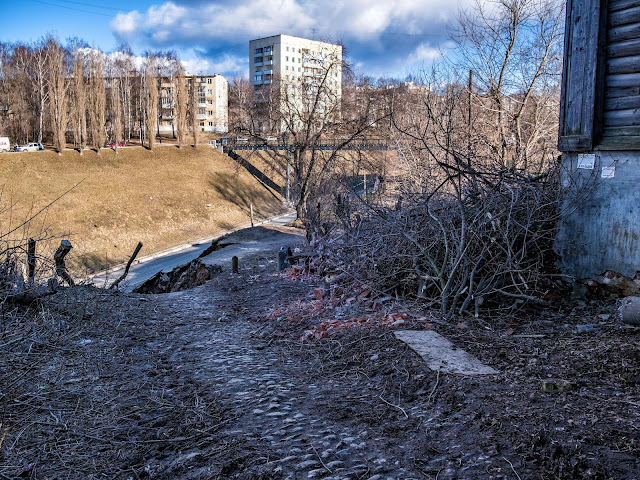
left=577, top=153, right=596, bottom=170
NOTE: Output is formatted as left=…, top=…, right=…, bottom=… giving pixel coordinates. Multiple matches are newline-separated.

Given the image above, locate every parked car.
left=235, top=136, right=248, bottom=143
left=16, top=142, right=44, bottom=152
left=105, top=141, right=125, bottom=148
left=209, top=139, right=218, bottom=147
left=265, top=135, right=278, bottom=143
left=0, top=137, right=10, bottom=153
left=219, top=137, right=231, bottom=145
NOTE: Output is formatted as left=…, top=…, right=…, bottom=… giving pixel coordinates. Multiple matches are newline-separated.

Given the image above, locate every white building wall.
left=249, top=34, right=342, bottom=132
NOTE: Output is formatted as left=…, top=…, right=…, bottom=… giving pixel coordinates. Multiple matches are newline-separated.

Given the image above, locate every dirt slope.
left=0, top=146, right=285, bottom=274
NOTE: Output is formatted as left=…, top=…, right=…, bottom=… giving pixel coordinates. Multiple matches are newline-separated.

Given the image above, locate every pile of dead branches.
left=316, top=167, right=562, bottom=317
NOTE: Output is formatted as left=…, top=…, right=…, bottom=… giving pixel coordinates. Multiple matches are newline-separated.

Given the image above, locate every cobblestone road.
left=150, top=279, right=422, bottom=480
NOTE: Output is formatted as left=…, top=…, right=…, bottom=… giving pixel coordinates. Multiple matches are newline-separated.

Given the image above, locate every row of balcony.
left=254, top=59, right=274, bottom=67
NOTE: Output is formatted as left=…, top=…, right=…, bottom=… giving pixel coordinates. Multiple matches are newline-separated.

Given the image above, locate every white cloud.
left=182, top=54, right=247, bottom=77
left=111, top=0, right=469, bottom=45
left=109, top=0, right=476, bottom=78
left=111, top=11, right=142, bottom=36
left=407, top=43, right=443, bottom=64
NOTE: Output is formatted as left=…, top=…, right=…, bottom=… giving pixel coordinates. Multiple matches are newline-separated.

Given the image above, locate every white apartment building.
left=249, top=34, right=342, bottom=132
left=159, top=74, right=228, bottom=134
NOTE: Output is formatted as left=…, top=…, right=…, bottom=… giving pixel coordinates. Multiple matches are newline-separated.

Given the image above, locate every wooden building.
left=555, top=0, right=640, bottom=282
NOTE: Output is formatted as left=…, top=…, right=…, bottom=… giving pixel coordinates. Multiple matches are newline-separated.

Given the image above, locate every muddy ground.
left=0, top=225, right=638, bottom=479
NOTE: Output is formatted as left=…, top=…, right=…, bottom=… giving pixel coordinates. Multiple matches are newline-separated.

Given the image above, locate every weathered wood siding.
left=558, top=0, right=607, bottom=151
left=603, top=0, right=640, bottom=143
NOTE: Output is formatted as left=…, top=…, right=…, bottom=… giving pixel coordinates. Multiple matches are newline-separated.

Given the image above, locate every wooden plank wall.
left=558, top=0, right=605, bottom=151
left=604, top=0, right=640, bottom=139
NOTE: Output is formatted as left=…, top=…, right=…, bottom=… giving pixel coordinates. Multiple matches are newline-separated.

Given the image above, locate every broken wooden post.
left=110, top=241, right=143, bottom=289
left=250, top=204, right=254, bottom=228
left=277, top=247, right=288, bottom=272
left=27, top=238, right=36, bottom=284
left=231, top=256, right=239, bottom=274
left=54, top=240, right=74, bottom=286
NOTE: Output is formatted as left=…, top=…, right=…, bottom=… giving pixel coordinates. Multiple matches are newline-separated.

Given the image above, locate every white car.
left=16, top=142, right=44, bottom=152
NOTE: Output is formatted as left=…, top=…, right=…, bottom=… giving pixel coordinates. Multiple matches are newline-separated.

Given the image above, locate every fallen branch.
left=110, top=242, right=143, bottom=289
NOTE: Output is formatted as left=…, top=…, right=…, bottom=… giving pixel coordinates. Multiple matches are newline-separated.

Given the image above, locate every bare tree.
left=144, top=54, right=158, bottom=150
left=46, top=37, right=69, bottom=154
left=13, top=41, right=48, bottom=143
left=190, top=76, right=200, bottom=146
left=87, top=51, right=106, bottom=151
left=110, top=77, right=124, bottom=151
left=112, top=45, right=137, bottom=142
left=71, top=49, right=88, bottom=154
left=236, top=48, right=389, bottom=222
left=174, top=64, right=188, bottom=148
left=228, top=77, right=254, bottom=133
left=451, top=0, right=564, bottom=171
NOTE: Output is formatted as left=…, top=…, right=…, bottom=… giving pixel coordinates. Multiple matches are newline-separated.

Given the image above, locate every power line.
left=28, top=0, right=114, bottom=17
left=40, top=0, right=121, bottom=11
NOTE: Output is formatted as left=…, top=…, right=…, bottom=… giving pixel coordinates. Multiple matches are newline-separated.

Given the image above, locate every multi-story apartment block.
left=249, top=34, right=342, bottom=132
left=159, top=74, right=228, bottom=134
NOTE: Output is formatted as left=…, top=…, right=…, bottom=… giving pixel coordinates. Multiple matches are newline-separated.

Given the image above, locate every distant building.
left=249, top=34, right=342, bottom=132
left=159, top=74, right=228, bottom=134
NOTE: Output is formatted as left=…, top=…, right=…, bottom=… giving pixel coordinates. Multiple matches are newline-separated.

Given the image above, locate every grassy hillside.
left=0, top=145, right=285, bottom=274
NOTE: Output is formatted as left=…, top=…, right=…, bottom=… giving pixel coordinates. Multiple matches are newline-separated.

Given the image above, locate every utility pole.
left=468, top=69, right=473, bottom=167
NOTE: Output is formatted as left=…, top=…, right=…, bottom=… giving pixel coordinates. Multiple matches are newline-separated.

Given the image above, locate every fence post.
left=27, top=238, right=36, bottom=285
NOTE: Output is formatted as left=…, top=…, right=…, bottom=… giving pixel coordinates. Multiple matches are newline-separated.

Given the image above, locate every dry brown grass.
left=0, top=145, right=285, bottom=274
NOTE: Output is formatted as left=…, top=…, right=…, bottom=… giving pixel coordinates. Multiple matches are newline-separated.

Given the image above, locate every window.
left=298, top=58, right=301, bottom=63
left=286, top=56, right=288, bottom=61
left=207, top=100, right=213, bottom=104
left=207, top=78, right=212, bottom=84
left=298, top=67, right=301, bottom=72
left=207, top=111, right=213, bottom=116
left=255, top=48, right=262, bottom=54
left=208, top=121, right=213, bottom=127
left=286, top=66, right=289, bottom=71
left=207, top=89, right=212, bottom=95
left=286, top=46, right=289, bottom=51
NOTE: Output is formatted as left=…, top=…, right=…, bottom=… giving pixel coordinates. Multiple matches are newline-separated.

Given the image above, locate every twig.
left=427, top=370, right=440, bottom=403
left=311, top=444, right=332, bottom=473
left=0, top=337, right=23, bottom=349
left=503, top=456, right=522, bottom=480
left=378, top=394, right=408, bottom=419
left=0, top=423, right=7, bottom=449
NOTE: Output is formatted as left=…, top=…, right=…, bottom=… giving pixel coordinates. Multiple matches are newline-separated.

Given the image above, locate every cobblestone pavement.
left=149, top=276, right=424, bottom=480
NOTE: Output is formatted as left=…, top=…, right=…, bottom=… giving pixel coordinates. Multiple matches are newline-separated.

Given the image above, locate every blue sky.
left=5, top=0, right=468, bottom=79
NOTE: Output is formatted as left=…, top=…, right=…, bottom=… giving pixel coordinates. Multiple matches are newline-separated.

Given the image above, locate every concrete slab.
left=394, top=330, right=499, bottom=375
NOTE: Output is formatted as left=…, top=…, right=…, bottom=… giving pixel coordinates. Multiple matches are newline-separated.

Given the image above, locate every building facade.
left=249, top=34, right=342, bottom=132
left=159, top=74, right=228, bottom=134
left=555, top=0, right=640, bottom=283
